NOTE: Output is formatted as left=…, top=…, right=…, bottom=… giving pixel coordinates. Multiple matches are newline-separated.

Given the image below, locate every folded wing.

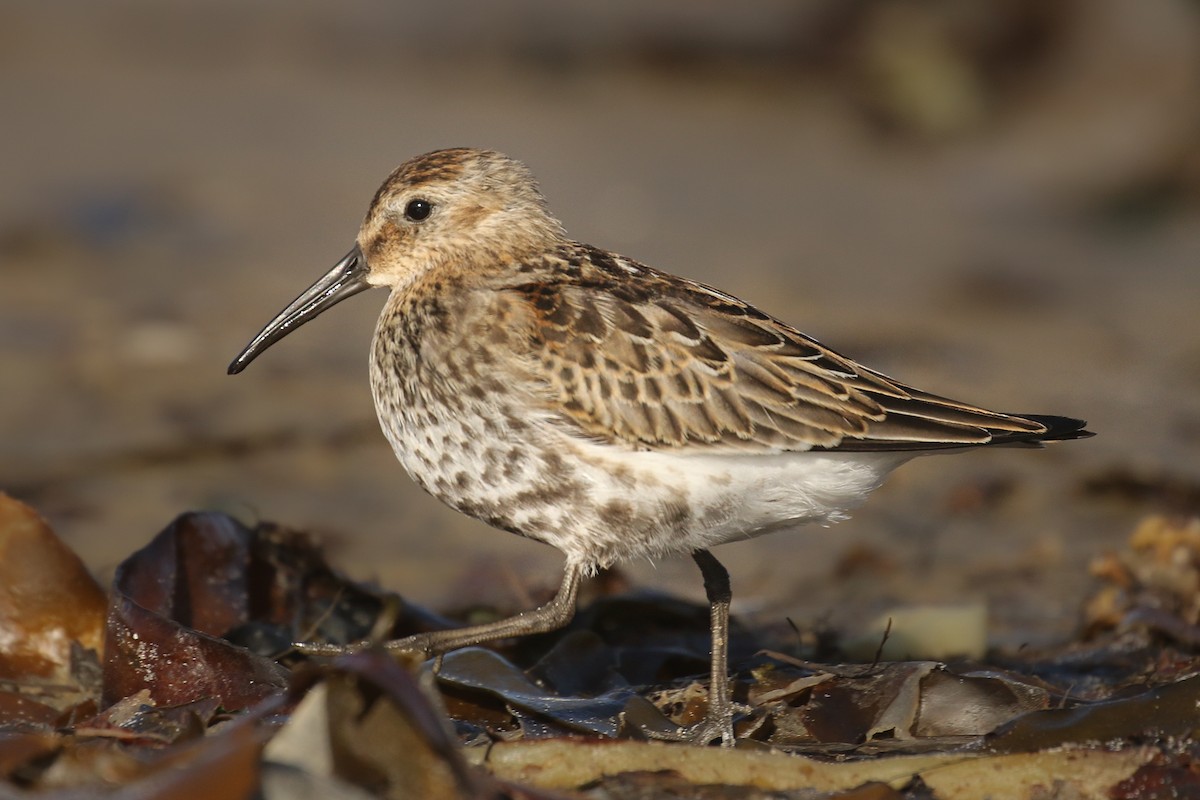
left=507, top=247, right=1089, bottom=453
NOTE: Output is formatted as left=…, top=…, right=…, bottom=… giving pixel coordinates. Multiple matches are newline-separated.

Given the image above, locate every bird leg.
left=294, top=562, right=583, bottom=657
left=690, top=548, right=737, bottom=746
left=645, top=549, right=738, bottom=746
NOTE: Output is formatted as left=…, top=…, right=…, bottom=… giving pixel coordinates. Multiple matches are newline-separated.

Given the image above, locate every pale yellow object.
left=465, top=739, right=1149, bottom=798
left=843, top=602, right=988, bottom=661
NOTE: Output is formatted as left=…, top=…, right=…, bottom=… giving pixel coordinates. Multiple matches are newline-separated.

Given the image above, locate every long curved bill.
left=227, top=245, right=370, bottom=375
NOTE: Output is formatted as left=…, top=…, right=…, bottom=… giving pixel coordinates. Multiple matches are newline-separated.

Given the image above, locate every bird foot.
left=646, top=701, right=746, bottom=747
left=291, top=638, right=432, bottom=658
left=291, top=640, right=367, bottom=657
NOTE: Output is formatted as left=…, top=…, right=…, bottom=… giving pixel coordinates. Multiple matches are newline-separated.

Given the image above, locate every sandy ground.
left=3, top=1, right=1200, bottom=649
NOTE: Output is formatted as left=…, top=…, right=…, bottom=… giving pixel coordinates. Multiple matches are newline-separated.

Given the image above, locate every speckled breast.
left=367, top=288, right=582, bottom=548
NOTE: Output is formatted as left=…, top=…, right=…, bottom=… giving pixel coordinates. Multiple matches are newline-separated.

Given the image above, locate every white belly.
left=548, top=436, right=913, bottom=567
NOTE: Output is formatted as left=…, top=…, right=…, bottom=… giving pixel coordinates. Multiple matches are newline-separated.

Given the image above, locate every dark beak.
left=227, top=245, right=371, bottom=375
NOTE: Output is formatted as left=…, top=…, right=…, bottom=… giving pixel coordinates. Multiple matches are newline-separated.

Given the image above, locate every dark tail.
left=995, top=414, right=1094, bottom=446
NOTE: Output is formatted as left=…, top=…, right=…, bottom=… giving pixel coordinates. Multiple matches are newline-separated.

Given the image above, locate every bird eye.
left=404, top=199, right=433, bottom=222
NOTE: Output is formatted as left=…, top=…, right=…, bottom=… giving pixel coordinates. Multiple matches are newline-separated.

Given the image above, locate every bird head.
left=228, top=148, right=562, bottom=374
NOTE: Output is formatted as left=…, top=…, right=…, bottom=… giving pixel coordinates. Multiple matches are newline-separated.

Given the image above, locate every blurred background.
left=3, top=0, right=1199, bottom=648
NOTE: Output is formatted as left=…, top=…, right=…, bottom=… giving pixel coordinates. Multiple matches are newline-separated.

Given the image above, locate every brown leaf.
left=0, top=689, right=62, bottom=728
left=988, top=673, right=1200, bottom=752
left=102, top=513, right=289, bottom=709
left=0, top=730, right=60, bottom=781
left=282, top=652, right=495, bottom=800
left=0, top=494, right=106, bottom=681
left=39, top=713, right=270, bottom=799
left=74, top=689, right=220, bottom=745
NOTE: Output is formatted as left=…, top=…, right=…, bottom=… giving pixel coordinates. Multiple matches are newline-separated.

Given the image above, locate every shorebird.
left=229, top=147, right=1091, bottom=746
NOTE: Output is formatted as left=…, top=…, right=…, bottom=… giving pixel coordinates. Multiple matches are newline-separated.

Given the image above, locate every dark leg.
left=691, top=549, right=736, bottom=746
left=295, top=562, right=584, bottom=657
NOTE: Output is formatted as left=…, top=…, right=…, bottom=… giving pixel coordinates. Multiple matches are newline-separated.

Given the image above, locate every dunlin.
left=229, top=148, right=1091, bottom=746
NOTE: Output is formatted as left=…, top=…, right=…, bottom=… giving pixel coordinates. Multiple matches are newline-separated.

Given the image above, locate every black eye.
left=404, top=199, right=433, bottom=221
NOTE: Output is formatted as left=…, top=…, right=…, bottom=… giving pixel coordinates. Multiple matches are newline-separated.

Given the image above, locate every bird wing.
left=504, top=245, right=1063, bottom=453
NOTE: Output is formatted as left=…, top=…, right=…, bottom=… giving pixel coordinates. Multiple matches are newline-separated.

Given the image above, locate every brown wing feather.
left=506, top=243, right=1068, bottom=453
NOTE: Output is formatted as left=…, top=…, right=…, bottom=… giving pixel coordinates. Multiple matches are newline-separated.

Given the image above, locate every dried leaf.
left=74, top=690, right=219, bottom=745
left=102, top=513, right=291, bottom=709
left=0, top=494, right=106, bottom=681
left=0, top=730, right=59, bottom=780
left=317, top=652, right=491, bottom=800
left=988, top=672, right=1200, bottom=752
